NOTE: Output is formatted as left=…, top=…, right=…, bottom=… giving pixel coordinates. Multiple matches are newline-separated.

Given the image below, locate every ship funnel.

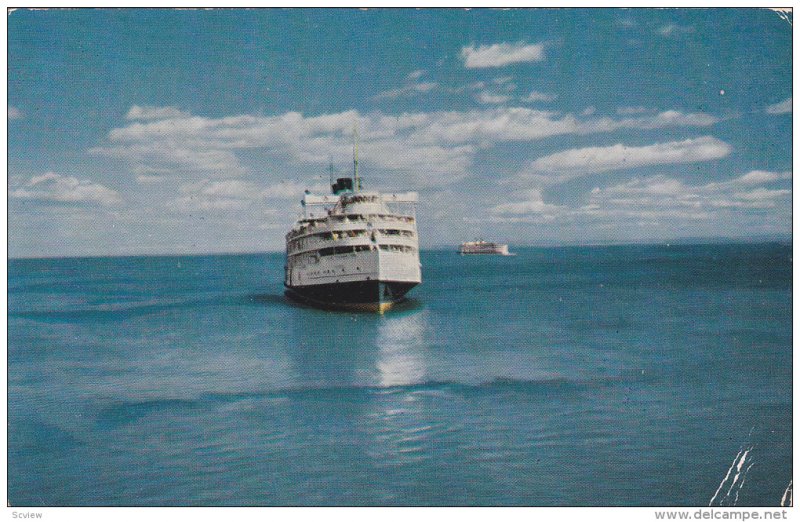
left=331, top=177, right=354, bottom=195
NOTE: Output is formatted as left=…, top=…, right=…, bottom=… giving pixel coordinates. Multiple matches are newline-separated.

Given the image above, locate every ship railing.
left=287, top=230, right=419, bottom=256
left=288, top=216, right=415, bottom=241
left=377, top=244, right=417, bottom=254
left=291, top=242, right=417, bottom=258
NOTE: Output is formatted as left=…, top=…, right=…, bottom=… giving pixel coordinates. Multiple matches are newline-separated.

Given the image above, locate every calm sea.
left=7, top=243, right=792, bottom=506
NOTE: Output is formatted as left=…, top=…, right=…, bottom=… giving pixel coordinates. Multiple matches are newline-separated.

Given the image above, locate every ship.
left=458, top=240, right=513, bottom=255
left=284, top=146, right=421, bottom=313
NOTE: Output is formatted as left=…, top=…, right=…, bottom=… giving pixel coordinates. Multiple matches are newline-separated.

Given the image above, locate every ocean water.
left=7, top=243, right=792, bottom=506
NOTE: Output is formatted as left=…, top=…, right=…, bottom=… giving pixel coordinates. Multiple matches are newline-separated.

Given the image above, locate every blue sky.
left=8, top=8, right=792, bottom=257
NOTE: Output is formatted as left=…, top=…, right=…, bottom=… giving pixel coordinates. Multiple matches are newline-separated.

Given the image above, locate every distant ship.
left=459, top=240, right=514, bottom=256
left=284, top=142, right=421, bottom=313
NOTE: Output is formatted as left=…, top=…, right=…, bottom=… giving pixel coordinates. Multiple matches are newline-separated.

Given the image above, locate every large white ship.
left=284, top=158, right=421, bottom=312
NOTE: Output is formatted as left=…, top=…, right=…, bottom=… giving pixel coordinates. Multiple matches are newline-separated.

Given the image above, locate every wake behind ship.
left=284, top=165, right=421, bottom=313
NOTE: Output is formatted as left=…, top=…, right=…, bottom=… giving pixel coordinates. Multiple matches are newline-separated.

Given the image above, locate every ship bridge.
left=301, top=190, right=418, bottom=220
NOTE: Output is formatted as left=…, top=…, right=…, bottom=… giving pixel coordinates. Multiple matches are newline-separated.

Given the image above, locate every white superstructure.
left=284, top=179, right=421, bottom=312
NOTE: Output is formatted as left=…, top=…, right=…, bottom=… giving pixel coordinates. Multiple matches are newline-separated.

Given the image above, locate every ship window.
left=378, top=244, right=415, bottom=253
left=377, top=229, right=414, bottom=237
left=379, top=228, right=414, bottom=237
left=308, top=229, right=368, bottom=241
left=317, top=245, right=363, bottom=257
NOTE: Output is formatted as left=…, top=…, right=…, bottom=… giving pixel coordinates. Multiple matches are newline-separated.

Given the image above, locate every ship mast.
left=328, top=156, right=335, bottom=189
left=353, top=125, right=361, bottom=192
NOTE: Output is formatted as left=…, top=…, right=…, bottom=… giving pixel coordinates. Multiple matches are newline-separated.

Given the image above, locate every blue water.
left=8, top=243, right=792, bottom=506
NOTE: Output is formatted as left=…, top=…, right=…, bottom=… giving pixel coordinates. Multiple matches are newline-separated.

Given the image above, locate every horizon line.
left=7, top=235, right=792, bottom=262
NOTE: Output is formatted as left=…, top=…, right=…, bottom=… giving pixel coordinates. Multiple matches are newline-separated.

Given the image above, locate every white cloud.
left=90, top=126, right=248, bottom=176
left=657, top=24, right=695, bottom=37
left=476, top=92, right=512, bottom=104
left=133, top=165, right=170, bottom=183
left=135, top=175, right=167, bottom=184
left=373, top=70, right=439, bottom=101
left=173, top=179, right=262, bottom=211
left=585, top=172, right=791, bottom=218
left=126, top=105, right=191, bottom=120
left=523, top=136, right=732, bottom=180
left=765, top=97, right=792, bottom=115
left=407, top=109, right=719, bottom=145
left=91, top=106, right=724, bottom=186
left=8, top=106, right=23, bottom=120
left=735, top=170, right=791, bottom=185
left=732, top=187, right=791, bottom=202
left=581, top=106, right=596, bottom=116
left=521, top=90, right=557, bottom=103
left=491, top=76, right=517, bottom=90
left=461, top=41, right=546, bottom=68
left=630, top=110, right=718, bottom=128
left=266, top=181, right=329, bottom=199
left=185, top=179, right=254, bottom=199
left=490, top=188, right=564, bottom=218
left=473, top=78, right=517, bottom=104
left=172, top=178, right=330, bottom=212
left=490, top=170, right=791, bottom=225
left=10, top=172, right=122, bottom=206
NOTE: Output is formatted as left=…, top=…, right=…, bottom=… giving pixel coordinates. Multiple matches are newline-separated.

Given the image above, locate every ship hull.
left=285, top=280, right=418, bottom=313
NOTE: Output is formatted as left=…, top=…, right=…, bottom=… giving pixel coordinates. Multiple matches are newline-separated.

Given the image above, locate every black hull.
left=285, top=280, right=417, bottom=312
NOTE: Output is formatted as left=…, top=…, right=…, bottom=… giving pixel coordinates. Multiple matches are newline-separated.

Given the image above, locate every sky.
left=7, top=8, right=793, bottom=258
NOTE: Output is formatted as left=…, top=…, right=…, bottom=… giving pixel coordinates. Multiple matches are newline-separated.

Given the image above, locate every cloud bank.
left=491, top=170, right=791, bottom=230
left=90, top=106, right=725, bottom=188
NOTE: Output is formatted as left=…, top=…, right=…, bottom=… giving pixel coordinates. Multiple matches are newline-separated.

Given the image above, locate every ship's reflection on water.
left=280, top=302, right=456, bottom=498
left=375, top=310, right=428, bottom=387
left=279, top=293, right=428, bottom=389
left=363, top=308, right=464, bottom=495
